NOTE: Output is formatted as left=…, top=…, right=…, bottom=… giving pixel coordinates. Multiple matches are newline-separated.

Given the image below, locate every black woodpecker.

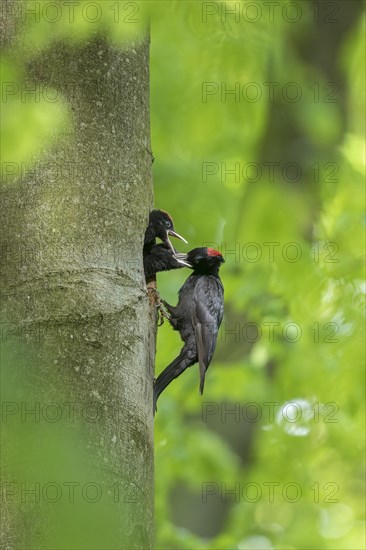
left=154, top=247, right=224, bottom=411
left=143, top=210, right=188, bottom=277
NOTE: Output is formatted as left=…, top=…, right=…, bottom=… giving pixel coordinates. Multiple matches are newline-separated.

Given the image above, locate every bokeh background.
left=151, top=2, right=365, bottom=549
left=1, top=1, right=365, bottom=549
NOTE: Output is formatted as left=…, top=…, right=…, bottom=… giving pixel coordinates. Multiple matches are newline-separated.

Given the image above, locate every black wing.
left=191, top=276, right=224, bottom=394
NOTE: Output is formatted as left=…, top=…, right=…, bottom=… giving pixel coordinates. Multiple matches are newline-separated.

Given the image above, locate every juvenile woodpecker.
left=143, top=210, right=188, bottom=277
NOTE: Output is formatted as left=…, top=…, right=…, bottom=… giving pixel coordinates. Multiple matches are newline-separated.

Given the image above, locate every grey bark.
left=1, top=27, right=154, bottom=550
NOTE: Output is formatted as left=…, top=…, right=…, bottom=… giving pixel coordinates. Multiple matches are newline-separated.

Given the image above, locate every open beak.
left=174, top=252, right=192, bottom=268
left=168, top=229, right=188, bottom=244
left=165, top=229, right=188, bottom=253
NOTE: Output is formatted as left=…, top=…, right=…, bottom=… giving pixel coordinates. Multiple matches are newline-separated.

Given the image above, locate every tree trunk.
left=1, top=30, right=154, bottom=550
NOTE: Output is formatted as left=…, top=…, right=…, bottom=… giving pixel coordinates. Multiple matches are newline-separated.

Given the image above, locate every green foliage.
left=1, top=344, right=127, bottom=549
left=151, top=3, right=365, bottom=549
left=1, top=1, right=364, bottom=548
left=13, top=0, right=148, bottom=51
left=0, top=56, right=70, bottom=169
left=1, top=0, right=148, bottom=176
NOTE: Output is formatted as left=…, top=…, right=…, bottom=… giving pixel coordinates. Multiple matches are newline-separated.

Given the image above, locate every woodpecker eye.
left=165, top=220, right=172, bottom=228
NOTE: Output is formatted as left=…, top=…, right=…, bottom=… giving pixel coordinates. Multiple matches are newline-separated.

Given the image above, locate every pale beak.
left=174, top=253, right=192, bottom=268
left=176, top=258, right=192, bottom=268
left=165, top=229, right=188, bottom=253
left=168, top=229, right=188, bottom=244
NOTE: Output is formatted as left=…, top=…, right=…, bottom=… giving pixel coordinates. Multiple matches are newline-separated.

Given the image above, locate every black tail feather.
left=199, top=366, right=206, bottom=395
left=153, top=348, right=193, bottom=414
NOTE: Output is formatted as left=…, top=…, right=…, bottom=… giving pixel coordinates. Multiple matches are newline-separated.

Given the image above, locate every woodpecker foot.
left=156, top=301, right=171, bottom=326
left=147, top=286, right=161, bottom=306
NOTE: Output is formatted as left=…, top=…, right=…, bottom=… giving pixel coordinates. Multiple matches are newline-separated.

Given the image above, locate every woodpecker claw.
left=146, top=286, right=171, bottom=325
left=147, top=286, right=160, bottom=306
left=157, top=301, right=171, bottom=325
left=157, top=310, right=165, bottom=326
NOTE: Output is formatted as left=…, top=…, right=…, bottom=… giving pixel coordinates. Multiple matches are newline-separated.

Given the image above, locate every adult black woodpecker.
left=143, top=210, right=188, bottom=278
left=153, top=247, right=224, bottom=411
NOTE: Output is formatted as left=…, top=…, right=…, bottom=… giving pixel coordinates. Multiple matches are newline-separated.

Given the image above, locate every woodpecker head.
left=175, top=247, right=224, bottom=274
left=148, top=210, right=188, bottom=252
